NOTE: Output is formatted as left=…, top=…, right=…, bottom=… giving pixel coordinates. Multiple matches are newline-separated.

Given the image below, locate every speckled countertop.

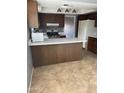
left=29, top=38, right=83, bottom=46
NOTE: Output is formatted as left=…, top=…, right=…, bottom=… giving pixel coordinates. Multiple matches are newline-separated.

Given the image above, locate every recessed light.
left=63, top=4, right=69, bottom=6
left=62, top=4, right=70, bottom=8
left=72, top=9, right=76, bottom=13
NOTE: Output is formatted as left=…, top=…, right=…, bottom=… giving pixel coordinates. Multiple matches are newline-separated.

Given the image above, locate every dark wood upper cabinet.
left=95, top=19, right=97, bottom=27
left=38, top=13, right=46, bottom=27
left=38, top=13, right=64, bottom=28
left=87, top=13, right=96, bottom=20
left=55, top=14, right=65, bottom=27
left=78, top=14, right=88, bottom=20
left=88, top=12, right=97, bottom=27
left=77, top=12, right=97, bottom=27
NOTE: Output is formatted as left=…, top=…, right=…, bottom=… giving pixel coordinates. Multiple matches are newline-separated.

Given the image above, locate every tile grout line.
left=28, top=67, right=34, bottom=93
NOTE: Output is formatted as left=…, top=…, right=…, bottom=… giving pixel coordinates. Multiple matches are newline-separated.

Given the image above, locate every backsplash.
left=39, top=27, right=64, bottom=32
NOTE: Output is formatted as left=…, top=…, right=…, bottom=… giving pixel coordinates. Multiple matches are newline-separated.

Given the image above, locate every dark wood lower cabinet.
left=31, top=43, right=82, bottom=67
left=88, top=37, right=97, bottom=53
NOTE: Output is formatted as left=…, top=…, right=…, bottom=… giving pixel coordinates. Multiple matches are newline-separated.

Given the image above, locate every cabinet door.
left=88, top=37, right=94, bottom=49
left=55, top=14, right=64, bottom=27
left=38, top=13, right=46, bottom=27
left=27, top=0, right=39, bottom=28
left=45, top=14, right=55, bottom=23
left=78, top=15, right=88, bottom=20
left=38, top=13, right=64, bottom=28
left=88, top=12, right=97, bottom=27
left=88, top=37, right=97, bottom=53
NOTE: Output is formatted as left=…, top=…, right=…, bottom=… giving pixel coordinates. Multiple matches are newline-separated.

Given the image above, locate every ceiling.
left=36, top=0, right=97, bottom=14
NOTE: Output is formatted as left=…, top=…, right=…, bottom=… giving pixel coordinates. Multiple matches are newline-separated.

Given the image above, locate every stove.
left=47, top=32, right=66, bottom=39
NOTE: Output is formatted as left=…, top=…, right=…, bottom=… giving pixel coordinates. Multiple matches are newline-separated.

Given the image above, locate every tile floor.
left=29, top=51, right=97, bottom=93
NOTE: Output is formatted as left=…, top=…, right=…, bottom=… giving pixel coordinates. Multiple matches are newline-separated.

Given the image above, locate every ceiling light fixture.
left=72, top=9, right=76, bottom=13
left=65, top=9, right=69, bottom=13
left=64, top=4, right=69, bottom=6
left=57, top=4, right=77, bottom=13
left=62, top=4, right=70, bottom=8
left=57, top=8, right=61, bottom=12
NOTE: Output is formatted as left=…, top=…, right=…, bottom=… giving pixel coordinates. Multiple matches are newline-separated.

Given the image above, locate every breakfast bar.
left=29, top=38, right=83, bottom=67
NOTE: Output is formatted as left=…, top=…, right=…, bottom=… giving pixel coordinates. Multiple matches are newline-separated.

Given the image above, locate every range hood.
left=46, top=23, right=59, bottom=27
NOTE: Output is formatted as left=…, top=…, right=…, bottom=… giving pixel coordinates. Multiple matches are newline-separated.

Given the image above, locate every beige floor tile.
left=29, top=51, right=97, bottom=93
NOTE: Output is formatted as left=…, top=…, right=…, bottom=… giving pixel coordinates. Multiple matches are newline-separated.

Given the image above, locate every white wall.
left=27, top=27, right=33, bottom=91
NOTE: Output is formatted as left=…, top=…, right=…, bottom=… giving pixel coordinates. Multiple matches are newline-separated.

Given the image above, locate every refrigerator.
left=78, top=20, right=97, bottom=48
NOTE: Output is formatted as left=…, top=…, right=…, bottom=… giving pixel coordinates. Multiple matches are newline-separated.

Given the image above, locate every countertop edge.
left=29, top=39, right=83, bottom=46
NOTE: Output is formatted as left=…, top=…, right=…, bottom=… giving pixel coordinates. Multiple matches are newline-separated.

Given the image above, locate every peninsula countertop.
left=29, top=38, right=83, bottom=46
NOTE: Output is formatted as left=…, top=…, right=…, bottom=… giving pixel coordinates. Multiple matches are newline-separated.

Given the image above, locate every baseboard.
left=28, top=67, right=34, bottom=93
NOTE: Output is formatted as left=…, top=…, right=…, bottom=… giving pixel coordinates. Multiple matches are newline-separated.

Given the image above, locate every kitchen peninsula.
left=29, top=38, right=83, bottom=67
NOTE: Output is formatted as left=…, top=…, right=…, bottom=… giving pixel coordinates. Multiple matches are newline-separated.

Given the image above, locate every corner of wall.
left=27, top=27, right=33, bottom=92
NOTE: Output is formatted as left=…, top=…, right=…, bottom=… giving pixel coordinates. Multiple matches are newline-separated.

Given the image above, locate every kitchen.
left=27, top=0, right=97, bottom=93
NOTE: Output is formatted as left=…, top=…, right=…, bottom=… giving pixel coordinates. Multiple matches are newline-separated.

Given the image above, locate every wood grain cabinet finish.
left=88, top=12, right=97, bottom=27
left=88, top=37, right=97, bottom=53
left=38, top=13, right=64, bottom=28
left=31, top=43, right=82, bottom=67
left=27, top=0, right=39, bottom=28
left=55, top=14, right=65, bottom=27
